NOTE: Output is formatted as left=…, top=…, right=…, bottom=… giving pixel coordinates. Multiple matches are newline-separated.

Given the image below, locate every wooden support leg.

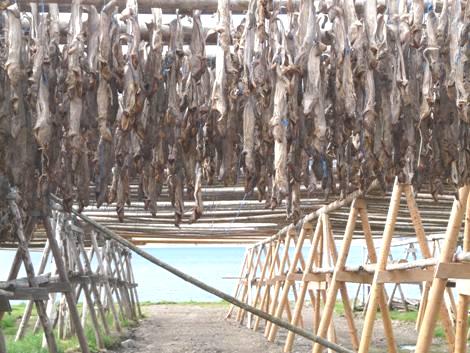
left=312, top=200, right=360, bottom=353
left=115, top=246, right=137, bottom=320
left=237, top=248, right=256, bottom=322
left=324, top=214, right=359, bottom=350
left=265, top=233, right=293, bottom=337
left=8, top=200, right=59, bottom=353
left=77, top=233, right=111, bottom=336
left=121, top=250, right=138, bottom=320
left=359, top=208, right=395, bottom=346
left=43, top=216, right=91, bottom=353
left=357, top=182, right=402, bottom=353
left=15, top=240, right=51, bottom=341
left=249, top=245, right=272, bottom=329
left=254, top=240, right=281, bottom=331
left=404, top=185, right=455, bottom=345
left=243, top=246, right=264, bottom=326
left=454, top=192, right=470, bottom=353
left=415, top=185, right=470, bottom=353
left=105, top=242, right=125, bottom=321
left=127, top=253, right=142, bottom=318
left=110, top=242, right=133, bottom=320
left=268, top=225, right=311, bottom=342
left=226, top=249, right=249, bottom=319
left=67, top=231, right=105, bottom=349
left=91, top=232, right=122, bottom=332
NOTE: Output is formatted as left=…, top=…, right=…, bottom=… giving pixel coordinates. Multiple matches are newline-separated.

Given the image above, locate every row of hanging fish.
left=0, top=0, right=469, bottom=227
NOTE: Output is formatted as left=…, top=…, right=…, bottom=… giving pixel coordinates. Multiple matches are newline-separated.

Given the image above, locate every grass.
left=333, top=302, right=453, bottom=339
left=1, top=303, right=136, bottom=353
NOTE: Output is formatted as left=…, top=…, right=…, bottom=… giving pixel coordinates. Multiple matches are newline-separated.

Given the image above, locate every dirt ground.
left=116, top=304, right=448, bottom=353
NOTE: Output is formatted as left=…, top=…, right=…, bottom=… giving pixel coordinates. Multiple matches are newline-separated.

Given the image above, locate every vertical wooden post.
left=67, top=230, right=105, bottom=349
left=243, top=245, right=264, bottom=326
left=264, top=231, right=293, bottom=337
left=126, top=252, right=142, bottom=317
left=91, top=232, right=122, bottom=332
left=268, top=224, right=311, bottom=342
left=357, top=181, right=402, bottom=353
left=226, top=249, right=249, bottom=319
left=110, top=242, right=133, bottom=320
left=311, top=200, right=360, bottom=353
left=414, top=185, right=470, bottom=353
left=454, top=192, right=470, bottom=353
left=105, top=241, right=125, bottom=320
left=253, top=239, right=281, bottom=331
left=249, top=244, right=272, bottom=319
left=358, top=206, right=396, bottom=351
left=313, top=226, right=324, bottom=335
left=323, top=214, right=359, bottom=350
left=237, top=247, right=257, bottom=322
left=116, top=246, right=138, bottom=320
left=76, top=231, right=111, bottom=336
left=120, top=249, right=138, bottom=320
left=284, top=217, right=322, bottom=352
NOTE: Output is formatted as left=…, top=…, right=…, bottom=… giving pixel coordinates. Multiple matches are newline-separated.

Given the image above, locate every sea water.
left=0, top=240, right=423, bottom=303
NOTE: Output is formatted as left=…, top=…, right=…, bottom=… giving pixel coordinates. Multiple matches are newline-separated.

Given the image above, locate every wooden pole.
left=454, top=192, right=470, bottom=353
left=15, top=240, right=51, bottom=341
left=244, top=246, right=265, bottom=326
left=248, top=245, right=271, bottom=328
left=67, top=231, right=105, bottom=349
left=42, top=215, right=91, bottom=353
left=404, top=185, right=455, bottom=343
left=268, top=224, right=311, bottom=342
left=415, top=185, right=470, bottom=353
left=357, top=181, right=402, bottom=353
left=323, top=214, right=359, bottom=350
left=226, top=249, right=249, bottom=319
left=253, top=240, right=281, bottom=331
left=127, top=252, right=143, bottom=317
left=312, top=200, right=360, bottom=353
left=265, top=231, right=293, bottom=337
left=359, top=208, right=395, bottom=346
left=90, top=232, right=122, bottom=332
left=76, top=232, right=111, bottom=336
left=237, top=247, right=256, bottom=322
left=284, top=218, right=322, bottom=352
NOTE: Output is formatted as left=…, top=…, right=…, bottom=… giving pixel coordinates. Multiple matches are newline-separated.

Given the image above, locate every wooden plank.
left=336, top=271, right=373, bottom=284
left=435, top=263, right=470, bottom=280
left=376, top=269, right=434, bottom=284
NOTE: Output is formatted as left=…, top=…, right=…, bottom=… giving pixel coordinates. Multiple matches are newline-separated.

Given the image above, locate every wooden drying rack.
left=0, top=199, right=142, bottom=353
left=227, top=181, right=470, bottom=353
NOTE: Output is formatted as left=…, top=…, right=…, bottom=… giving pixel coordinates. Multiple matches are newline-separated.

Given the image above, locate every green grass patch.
left=1, top=303, right=136, bottom=353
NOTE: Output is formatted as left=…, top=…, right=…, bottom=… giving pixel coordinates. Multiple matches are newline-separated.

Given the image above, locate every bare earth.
left=117, top=304, right=447, bottom=353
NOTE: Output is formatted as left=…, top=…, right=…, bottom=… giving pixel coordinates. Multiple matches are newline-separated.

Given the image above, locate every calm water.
left=0, top=241, right=423, bottom=303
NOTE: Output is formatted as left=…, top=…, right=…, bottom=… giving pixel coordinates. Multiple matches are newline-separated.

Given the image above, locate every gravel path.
left=116, top=304, right=447, bottom=353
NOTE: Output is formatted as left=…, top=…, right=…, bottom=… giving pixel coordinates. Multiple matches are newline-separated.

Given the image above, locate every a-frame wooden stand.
left=415, top=185, right=470, bottom=353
